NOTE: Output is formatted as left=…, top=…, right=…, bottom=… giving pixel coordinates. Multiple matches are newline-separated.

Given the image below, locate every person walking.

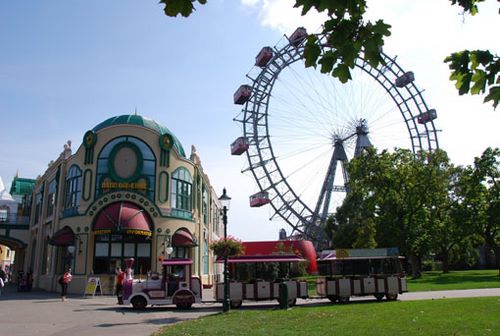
left=59, top=267, right=72, bottom=302
left=115, top=267, right=125, bottom=304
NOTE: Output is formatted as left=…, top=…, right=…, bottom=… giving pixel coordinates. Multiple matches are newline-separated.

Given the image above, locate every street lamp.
left=165, top=233, right=174, bottom=256
left=218, top=188, right=231, bottom=312
left=67, top=245, right=75, bottom=270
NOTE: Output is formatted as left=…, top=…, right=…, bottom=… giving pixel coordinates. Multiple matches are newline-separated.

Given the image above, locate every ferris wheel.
left=232, top=28, right=440, bottom=249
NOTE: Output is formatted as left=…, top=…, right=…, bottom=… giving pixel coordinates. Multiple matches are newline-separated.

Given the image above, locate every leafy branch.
left=445, top=50, right=500, bottom=109
left=160, top=0, right=206, bottom=17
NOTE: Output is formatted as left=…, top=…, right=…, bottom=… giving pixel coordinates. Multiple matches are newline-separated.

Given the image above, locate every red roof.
left=241, top=240, right=318, bottom=274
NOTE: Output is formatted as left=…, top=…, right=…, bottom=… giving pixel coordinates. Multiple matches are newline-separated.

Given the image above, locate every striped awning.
left=172, top=228, right=197, bottom=247
left=49, top=226, right=75, bottom=246
left=93, top=201, right=152, bottom=236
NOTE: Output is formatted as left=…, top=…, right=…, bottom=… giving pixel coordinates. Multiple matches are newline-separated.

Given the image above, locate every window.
left=203, top=232, right=209, bottom=274
left=202, top=186, right=208, bottom=225
left=0, top=207, right=7, bottom=222
left=95, top=136, right=156, bottom=199
left=46, top=178, right=58, bottom=217
left=65, top=165, right=82, bottom=209
left=172, top=246, right=189, bottom=259
left=34, top=191, right=43, bottom=223
left=93, top=234, right=151, bottom=275
left=171, top=168, right=193, bottom=219
left=41, top=233, right=49, bottom=275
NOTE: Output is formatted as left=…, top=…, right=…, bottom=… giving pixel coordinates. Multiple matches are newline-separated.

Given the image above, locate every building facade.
left=25, top=114, right=223, bottom=294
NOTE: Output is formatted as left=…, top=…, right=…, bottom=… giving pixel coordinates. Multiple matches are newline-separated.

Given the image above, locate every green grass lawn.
left=407, top=269, right=500, bottom=292
left=298, top=269, right=500, bottom=294
left=157, top=297, right=500, bottom=336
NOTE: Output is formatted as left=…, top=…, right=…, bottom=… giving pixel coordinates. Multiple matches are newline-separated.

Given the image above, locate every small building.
left=0, top=175, right=33, bottom=277
left=22, top=114, right=224, bottom=294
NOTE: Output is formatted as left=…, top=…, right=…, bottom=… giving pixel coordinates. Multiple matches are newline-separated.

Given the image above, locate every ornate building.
left=25, top=114, right=223, bottom=294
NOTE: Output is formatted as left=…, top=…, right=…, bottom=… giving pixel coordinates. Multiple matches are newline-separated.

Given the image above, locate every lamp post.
left=67, top=245, right=75, bottom=270
left=165, top=233, right=174, bottom=257
left=218, top=188, right=231, bottom=312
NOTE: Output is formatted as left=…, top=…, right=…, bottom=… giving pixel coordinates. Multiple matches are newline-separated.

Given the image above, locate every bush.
left=422, top=259, right=436, bottom=271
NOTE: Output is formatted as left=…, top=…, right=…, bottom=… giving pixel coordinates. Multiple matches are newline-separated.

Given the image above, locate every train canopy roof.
left=216, top=254, right=306, bottom=264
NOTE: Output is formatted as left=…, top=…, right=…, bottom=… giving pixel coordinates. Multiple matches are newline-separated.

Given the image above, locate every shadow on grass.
left=410, top=270, right=499, bottom=284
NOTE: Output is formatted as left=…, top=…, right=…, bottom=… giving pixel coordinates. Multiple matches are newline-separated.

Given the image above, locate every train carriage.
left=215, top=254, right=308, bottom=308
left=315, top=249, right=407, bottom=303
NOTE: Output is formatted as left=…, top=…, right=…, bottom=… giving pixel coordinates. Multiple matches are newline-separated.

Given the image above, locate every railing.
left=0, top=215, right=30, bottom=225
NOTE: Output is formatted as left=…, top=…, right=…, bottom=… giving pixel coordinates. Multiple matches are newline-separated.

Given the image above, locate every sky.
left=1, top=0, right=499, bottom=241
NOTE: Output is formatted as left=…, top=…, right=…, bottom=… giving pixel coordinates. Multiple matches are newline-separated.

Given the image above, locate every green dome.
left=92, top=114, right=186, bottom=157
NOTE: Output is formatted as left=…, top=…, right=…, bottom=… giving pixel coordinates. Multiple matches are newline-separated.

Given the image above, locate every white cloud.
left=241, top=0, right=326, bottom=35
left=241, top=0, right=260, bottom=6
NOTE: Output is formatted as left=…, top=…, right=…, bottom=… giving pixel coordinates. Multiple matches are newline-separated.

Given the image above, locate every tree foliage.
left=160, top=0, right=207, bottom=17
left=329, top=147, right=499, bottom=276
left=445, top=50, right=500, bottom=109
left=160, top=0, right=498, bottom=108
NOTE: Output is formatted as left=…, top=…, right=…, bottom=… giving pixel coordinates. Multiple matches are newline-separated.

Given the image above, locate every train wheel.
left=327, top=295, right=338, bottom=303
left=374, top=294, right=384, bottom=301
left=131, top=296, right=147, bottom=310
left=386, top=293, right=398, bottom=301
left=176, top=302, right=193, bottom=309
left=338, top=296, right=350, bottom=304
left=288, top=298, right=297, bottom=306
left=230, top=300, right=242, bottom=309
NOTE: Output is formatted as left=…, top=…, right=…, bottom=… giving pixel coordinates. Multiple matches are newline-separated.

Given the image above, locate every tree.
left=160, top=0, right=499, bottom=108
left=426, top=156, right=478, bottom=273
left=461, top=147, right=500, bottom=275
left=329, top=149, right=470, bottom=277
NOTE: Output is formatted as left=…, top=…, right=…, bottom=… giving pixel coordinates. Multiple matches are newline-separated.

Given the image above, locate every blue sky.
left=1, top=0, right=499, bottom=241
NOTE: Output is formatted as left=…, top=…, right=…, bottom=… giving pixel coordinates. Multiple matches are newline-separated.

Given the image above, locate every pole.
left=222, top=206, right=230, bottom=312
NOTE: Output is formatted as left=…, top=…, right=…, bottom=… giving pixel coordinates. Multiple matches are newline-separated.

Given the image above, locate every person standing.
left=60, top=268, right=72, bottom=302
left=115, top=267, right=125, bottom=304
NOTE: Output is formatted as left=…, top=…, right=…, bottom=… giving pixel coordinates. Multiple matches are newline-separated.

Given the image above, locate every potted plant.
left=210, top=236, right=244, bottom=258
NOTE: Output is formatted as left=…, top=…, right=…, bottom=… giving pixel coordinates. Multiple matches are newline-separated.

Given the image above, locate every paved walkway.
left=1, top=284, right=499, bottom=336
left=0, top=284, right=220, bottom=336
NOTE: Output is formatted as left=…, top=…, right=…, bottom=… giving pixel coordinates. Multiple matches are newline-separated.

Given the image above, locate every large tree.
left=460, top=148, right=500, bottom=275
left=161, top=0, right=499, bottom=108
left=330, top=148, right=451, bottom=277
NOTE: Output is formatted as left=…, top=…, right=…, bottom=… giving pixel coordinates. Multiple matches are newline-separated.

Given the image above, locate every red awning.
left=216, top=255, right=306, bottom=264
left=49, top=226, right=75, bottom=246
left=172, top=229, right=197, bottom=247
left=93, top=201, right=152, bottom=236
left=162, top=258, right=193, bottom=266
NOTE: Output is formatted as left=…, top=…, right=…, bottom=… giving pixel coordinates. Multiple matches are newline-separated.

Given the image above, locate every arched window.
left=96, top=136, right=156, bottom=199
left=65, top=165, right=82, bottom=210
left=171, top=168, right=193, bottom=219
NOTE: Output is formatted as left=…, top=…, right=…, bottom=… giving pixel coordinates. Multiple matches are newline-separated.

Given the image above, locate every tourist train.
left=123, top=246, right=407, bottom=310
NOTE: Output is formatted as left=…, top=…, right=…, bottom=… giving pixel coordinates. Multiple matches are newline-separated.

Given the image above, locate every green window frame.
left=65, top=165, right=82, bottom=210
left=171, top=168, right=193, bottom=219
